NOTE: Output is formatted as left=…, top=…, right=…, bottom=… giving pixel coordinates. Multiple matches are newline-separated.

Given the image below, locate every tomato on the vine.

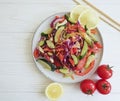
left=97, top=64, right=113, bottom=79
left=80, top=79, right=96, bottom=95
left=96, top=79, right=111, bottom=95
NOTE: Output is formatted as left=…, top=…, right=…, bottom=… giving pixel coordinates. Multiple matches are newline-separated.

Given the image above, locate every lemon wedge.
left=78, top=9, right=99, bottom=29
left=70, top=5, right=88, bottom=23
left=45, top=83, right=63, bottom=101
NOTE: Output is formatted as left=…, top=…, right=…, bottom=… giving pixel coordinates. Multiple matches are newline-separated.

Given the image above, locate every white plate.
left=32, top=12, right=103, bottom=83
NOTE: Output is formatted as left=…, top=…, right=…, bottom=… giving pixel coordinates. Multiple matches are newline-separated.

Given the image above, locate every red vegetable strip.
left=75, top=60, right=95, bottom=76
left=90, top=29, right=97, bottom=34
left=33, top=48, right=39, bottom=59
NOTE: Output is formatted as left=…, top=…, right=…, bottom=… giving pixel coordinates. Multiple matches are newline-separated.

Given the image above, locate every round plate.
left=32, top=12, right=103, bottom=83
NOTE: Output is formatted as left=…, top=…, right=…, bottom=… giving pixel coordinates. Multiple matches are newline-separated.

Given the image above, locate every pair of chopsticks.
left=73, top=0, right=120, bottom=32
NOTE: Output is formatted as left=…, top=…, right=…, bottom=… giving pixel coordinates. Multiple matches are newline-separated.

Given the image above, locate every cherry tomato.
left=97, top=64, right=113, bottom=79
left=96, top=79, right=111, bottom=95
left=80, top=79, right=96, bottom=95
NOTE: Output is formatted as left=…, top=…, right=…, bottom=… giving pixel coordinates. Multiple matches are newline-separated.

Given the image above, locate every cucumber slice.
left=37, top=59, right=51, bottom=70
left=59, top=68, right=69, bottom=74
left=87, top=30, right=97, bottom=42
left=84, top=34, right=93, bottom=46
left=46, top=40, right=55, bottom=48
left=55, top=20, right=67, bottom=29
left=54, top=26, right=64, bottom=43
left=38, top=46, right=44, bottom=53
left=38, top=40, right=45, bottom=46
left=37, top=58, right=57, bottom=71
left=71, top=55, right=78, bottom=65
left=84, top=55, right=95, bottom=69
left=80, top=41, right=88, bottom=58
left=44, top=27, right=53, bottom=34
left=65, top=13, right=76, bottom=24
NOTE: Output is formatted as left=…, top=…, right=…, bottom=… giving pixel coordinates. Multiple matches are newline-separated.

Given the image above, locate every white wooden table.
left=0, top=0, right=120, bottom=101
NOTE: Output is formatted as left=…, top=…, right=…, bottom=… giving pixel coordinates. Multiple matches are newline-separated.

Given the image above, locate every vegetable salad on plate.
left=33, top=6, right=102, bottom=79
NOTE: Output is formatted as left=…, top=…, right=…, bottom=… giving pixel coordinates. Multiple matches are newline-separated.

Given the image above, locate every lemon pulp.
left=45, top=83, right=63, bottom=101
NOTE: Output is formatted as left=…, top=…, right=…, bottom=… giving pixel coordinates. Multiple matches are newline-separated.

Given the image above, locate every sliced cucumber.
left=84, top=34, right=93, bottom=46
left=38, top=40, right=45, bottom=46
left=65, top=13, right=76, bottom=24
left=46, top=40, right=55, bottom=48
left=38, top=46, right=44, bottom=53
left=71, top=55, right=78, bottom=65
left=80, top=41, right=88, bottom=58
left=87, top=30, right=97, bottom=42
left=44, top=27, right=53, bottom=34
left=41, top=32, right=48, bottom=37
left=37, top=59, right=51, bottom=70
left=84, top=55, right=95, bottom=69
left=59, top=68, right=69, bottom=74
left=37, top=58, right=56, bottom=71
left=55, top=20, right=67, bottom=29
left=54, top=26, right=64, bottom=43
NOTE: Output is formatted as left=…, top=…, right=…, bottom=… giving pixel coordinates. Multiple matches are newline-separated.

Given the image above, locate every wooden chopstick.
left=72, top=0, right=120, bottom=32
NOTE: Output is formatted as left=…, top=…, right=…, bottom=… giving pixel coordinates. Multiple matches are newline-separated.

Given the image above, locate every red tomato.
left=33, top=48, right=39, bottom=59
left=80, top=79, right=96, bottom=95
left=96, top=79, right=111, bottom=95
left=97, top=64, right=113, bottom=79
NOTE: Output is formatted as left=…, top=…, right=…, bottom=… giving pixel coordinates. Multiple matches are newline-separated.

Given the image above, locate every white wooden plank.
left=0, top=93, right=48, bottom=101
left=0, top=32, right=33, bottom=62
left=0, top=92, right=120, bottom=101
left=0, top=0, right=74, bottom=4
left=0, top=4, right=74, bottom=33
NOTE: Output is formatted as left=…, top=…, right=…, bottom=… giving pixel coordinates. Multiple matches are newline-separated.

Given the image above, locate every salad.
left=33, top=7, right=102, bottom=79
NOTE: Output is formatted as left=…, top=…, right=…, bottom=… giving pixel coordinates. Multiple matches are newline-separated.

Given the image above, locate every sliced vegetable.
left=54, top=26, right=64, bottom=42
left=37, top=58, right=57, bottom=71
left=33, top=48, right=39, bottom=59
left=41, top=32, right=48, bottom=37
left=55, top=20, right=67, bottom=29
left=85, top=55, right=95, bottom=69
left=65, top=13, right=76, bottom=23
left=38, top=46, right=44, bottom=53
left=80, top=41, right=88, bottom=58
left=87, top=30, right=97, bottom=42
left=59, top=68, right=69, bottom=74
left=78, top=32, right=93, bottom=46
left=37, top=59, right=51, bottom=70
left=71, top=55, right=78, bottom=65
left=38, top=40, right=45, bottom=46
left=84, top=34, right=93, bottom=46
left=76, top=56, right=87, bottom=71
left=44, top=28, right=53, bottom=34
left=46, top=40, right=55, bottom=48
left=75, top=60, right=95, bottom=76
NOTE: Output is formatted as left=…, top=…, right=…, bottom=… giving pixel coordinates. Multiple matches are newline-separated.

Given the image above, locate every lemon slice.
left=45, top=83, right=63, bottom=101
left=70, top=5, right=88, bottom=23
left=78, top=9, right=99, bottom=29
